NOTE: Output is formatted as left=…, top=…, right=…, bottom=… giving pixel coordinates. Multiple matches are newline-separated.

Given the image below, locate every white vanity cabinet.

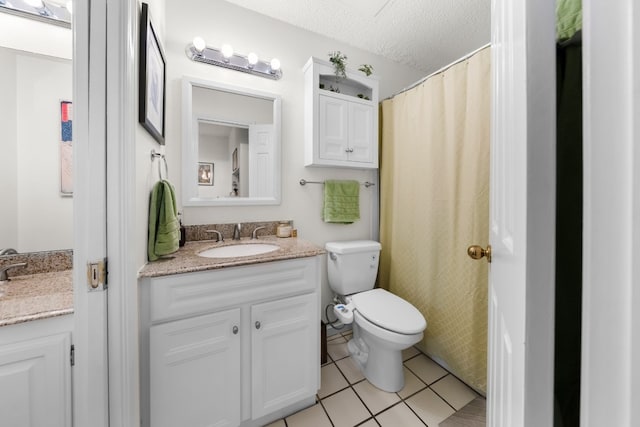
left=304, top=56, right=379, bottom=169
left=0, top=316, right=73, bottom=427
left=139, top=256, right=321, bottom=427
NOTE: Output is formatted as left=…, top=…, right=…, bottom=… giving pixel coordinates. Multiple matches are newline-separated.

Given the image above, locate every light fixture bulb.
left=221, top=44, right=234, bottom=60
left=24, top=0, right=44, bottom=7
left=247, top=52, right=258, bottom=66
left=192, top=37, right=206, bottom=53
left=270, top=58, right=281, bottom=72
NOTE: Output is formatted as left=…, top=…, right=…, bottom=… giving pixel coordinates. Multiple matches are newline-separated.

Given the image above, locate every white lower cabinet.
left=251, top=293, right=317, bottom=419
left=0, top=326, right=72, bottom=427
left=140, top=256, right=321, bottom=427
left=150, top=308, right=241, bottom=427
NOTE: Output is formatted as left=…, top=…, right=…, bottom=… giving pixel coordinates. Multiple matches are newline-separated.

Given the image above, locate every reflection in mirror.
left=0, top=26, right=73, bottom=254
left=182, top=77, right=281, bottom=206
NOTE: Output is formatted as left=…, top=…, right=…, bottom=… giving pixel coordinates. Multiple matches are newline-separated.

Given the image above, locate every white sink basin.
left=198, top=243, right=280, bottom=258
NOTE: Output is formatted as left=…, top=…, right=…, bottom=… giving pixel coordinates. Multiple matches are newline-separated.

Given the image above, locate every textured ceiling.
left=222, top=0, right=491, bottom=73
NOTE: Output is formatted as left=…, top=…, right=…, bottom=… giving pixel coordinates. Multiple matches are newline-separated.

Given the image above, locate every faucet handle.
left=205, top=230, right=224, bottom=242
left=252, top=226, right=266, bottom=240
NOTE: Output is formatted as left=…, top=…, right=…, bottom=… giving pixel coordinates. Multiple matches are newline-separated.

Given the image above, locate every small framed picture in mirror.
left=198, top=162, right=214, bottom=186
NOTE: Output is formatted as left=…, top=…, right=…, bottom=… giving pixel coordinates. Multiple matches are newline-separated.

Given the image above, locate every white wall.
left=162, top=0, right=426, bottom=316
left=198, top=134, right=233, bottom=198
left=136, top=0, right=167, bottom=269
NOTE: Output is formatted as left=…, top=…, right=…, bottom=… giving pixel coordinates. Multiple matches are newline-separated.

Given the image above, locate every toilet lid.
left=351, top=289, right=426, bottom=335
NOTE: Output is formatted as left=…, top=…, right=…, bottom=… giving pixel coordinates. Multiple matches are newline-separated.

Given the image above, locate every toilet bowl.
left=326, top=241, right=427, bottom=392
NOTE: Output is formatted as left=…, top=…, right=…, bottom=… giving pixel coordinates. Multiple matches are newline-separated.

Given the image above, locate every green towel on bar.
left=148, top=180, right=180, bottom=261
left=556, top=0, right=582, bottom=41
left=323, top=180, right=360, bottom=223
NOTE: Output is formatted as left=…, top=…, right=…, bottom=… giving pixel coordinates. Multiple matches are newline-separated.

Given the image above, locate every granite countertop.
left=139, top=236, right=326, bottom=278
left=0, top=270, right=73, bottom=327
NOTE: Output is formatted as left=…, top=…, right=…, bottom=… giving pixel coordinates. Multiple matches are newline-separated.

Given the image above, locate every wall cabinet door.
left=251, top=293, right=318, bottom=419
left=150, top=308, right=241, bottom=427
left=0, top=333, right=71, bottom=427
left=318, top=94, right=349, bottom=161
left=348, top=102, right=374, bottom=163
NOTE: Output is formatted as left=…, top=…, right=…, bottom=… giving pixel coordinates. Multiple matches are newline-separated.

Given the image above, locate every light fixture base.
left=186, top=45, right=282, bottom=80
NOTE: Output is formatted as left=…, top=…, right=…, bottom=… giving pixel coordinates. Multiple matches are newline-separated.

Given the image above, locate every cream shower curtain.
left=379, top=47, right=490, bottom=393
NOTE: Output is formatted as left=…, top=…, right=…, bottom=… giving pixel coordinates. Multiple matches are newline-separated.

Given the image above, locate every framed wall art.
left=139, top=2, right=166, bottom=144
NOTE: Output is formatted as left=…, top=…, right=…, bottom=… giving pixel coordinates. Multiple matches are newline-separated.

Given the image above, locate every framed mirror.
left=182, top=77, right=281, bottom=206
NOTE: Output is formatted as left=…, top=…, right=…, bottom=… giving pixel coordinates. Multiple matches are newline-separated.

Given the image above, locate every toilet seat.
left=351, top=289, right=426, bottom=335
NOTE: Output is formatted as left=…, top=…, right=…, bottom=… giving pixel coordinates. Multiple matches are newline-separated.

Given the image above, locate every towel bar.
left=299, top=179, right=375, bottom=188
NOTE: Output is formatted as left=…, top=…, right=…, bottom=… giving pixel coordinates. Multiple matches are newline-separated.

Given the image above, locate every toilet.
left=326, top=240, right=427, bottom=392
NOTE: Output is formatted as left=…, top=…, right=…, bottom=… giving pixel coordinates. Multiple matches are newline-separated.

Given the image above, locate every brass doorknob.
left=467, top=244, right=491, bottom=263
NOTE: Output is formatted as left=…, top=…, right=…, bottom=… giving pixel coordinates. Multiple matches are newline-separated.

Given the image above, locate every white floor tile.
left=318, top=363, right=349, bottom=398
left=353, top=380, right=401, bottom=415
left=357, top=419, right=378, bottom=427
left=397, top=366, right=427, bottom=399
left=263, top=419, right=286, bottom=427
left=402, top=346, right=420, bottom=361
left=322, top=388, right=371, bottom=427
left=404, top=354, right=448, bottom=385
left=406, top=388, right=455, bottom=426
left=336, top=356, right=365, bottom=384
left=377, top=402, right=426, bottom=427
left=327, top=336, right=351, bottom=361
left=285, top=403, right=332, bottom=427
left=431, top=374, right=478, bottom=410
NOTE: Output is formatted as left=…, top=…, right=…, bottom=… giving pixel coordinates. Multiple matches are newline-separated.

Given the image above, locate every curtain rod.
left=381, top=42, right=491, bottom=102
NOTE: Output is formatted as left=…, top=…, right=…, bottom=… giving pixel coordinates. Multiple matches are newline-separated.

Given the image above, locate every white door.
left=249, top=124, right=275, bottom=197
left=251, top=293, right=319, bottom=419
left=150, top=309, right=241, bottom=427
left=318, top=95, right=349, bottom=161
left=348, top=102, right=374, bottom=163
left=484, top=0, right=556, bottom=425
left=0, top=333, right=71, bottom=427
left=73, top=0, right=109, bottom=425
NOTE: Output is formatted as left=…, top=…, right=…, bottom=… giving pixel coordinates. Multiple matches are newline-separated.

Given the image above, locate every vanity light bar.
left=185, top=40, right=282, bottom=80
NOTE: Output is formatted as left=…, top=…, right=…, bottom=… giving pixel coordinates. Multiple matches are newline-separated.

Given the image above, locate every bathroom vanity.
left=0, top=267, right=74, bottom=427
left=138, top=238, right=324, bottom=427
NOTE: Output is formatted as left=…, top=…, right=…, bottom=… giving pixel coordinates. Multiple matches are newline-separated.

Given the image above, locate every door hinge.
left=70, top=345, right=75, bottom=366
left=87, top=258, right=108, bottom=291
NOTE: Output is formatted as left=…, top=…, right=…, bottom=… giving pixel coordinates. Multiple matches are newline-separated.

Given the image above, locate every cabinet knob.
left=255, top=321, right=261, bottom=330
left=232, top=325, right=239, bottom=335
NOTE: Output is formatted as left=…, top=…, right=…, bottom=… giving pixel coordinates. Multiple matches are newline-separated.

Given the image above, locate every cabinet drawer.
left=147, top=257, right=319, bottom=323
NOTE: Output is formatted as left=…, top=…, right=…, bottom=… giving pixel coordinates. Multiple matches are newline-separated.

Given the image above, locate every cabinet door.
left=318, top=95, right=349, bottom=161
left=0, top=333, right=71, bottom=427
left=348, top=102, right=374, bottom=163
left=150, top=308, right=241, bottom=427
left=251, top=293, right=318, bottom=419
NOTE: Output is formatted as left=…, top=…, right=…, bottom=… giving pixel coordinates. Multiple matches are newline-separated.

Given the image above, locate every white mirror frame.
left=181, top=76, right=282, bottom=206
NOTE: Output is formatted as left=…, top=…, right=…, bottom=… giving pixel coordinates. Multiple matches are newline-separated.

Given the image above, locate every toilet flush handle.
left=329, top=252, right=337, bottom=261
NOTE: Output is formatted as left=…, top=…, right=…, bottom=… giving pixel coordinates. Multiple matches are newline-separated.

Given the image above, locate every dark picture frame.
left=138, top=3, right=166, bottom=144
left=198, top=162, right=214, bottom=186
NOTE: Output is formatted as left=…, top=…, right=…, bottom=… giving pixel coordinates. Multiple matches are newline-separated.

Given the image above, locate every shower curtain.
left=379, top=47, right=490, bottom=393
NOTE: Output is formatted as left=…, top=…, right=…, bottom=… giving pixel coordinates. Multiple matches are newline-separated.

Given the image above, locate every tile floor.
left=266, top=330, right=484, bottom=427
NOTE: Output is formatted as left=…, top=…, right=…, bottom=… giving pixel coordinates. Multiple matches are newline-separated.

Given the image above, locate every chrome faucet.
left=251, top=226, right=266, bottom=240
left=205, top=230, right=224, bottom=242
left=233, top=223, right=242, bottom=240
left=0, top=262, right=27, bottom=282
left=0, top=248, right=18, bottom=256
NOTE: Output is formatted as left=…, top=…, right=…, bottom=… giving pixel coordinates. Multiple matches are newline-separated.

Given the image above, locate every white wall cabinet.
left=0, top=317, right=72, bottom=427
left=139, top=257, right=321, bottom=427
left=304, top=57, right=379, bottom=169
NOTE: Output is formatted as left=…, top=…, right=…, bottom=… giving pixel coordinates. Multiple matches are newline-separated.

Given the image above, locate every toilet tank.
left=325, top=240, right=382, bottom=296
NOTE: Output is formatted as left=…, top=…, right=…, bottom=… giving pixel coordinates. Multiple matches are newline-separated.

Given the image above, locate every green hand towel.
left=148, top=180, right=180, bottom=261
left=323, top=180, right=360, bottom=223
